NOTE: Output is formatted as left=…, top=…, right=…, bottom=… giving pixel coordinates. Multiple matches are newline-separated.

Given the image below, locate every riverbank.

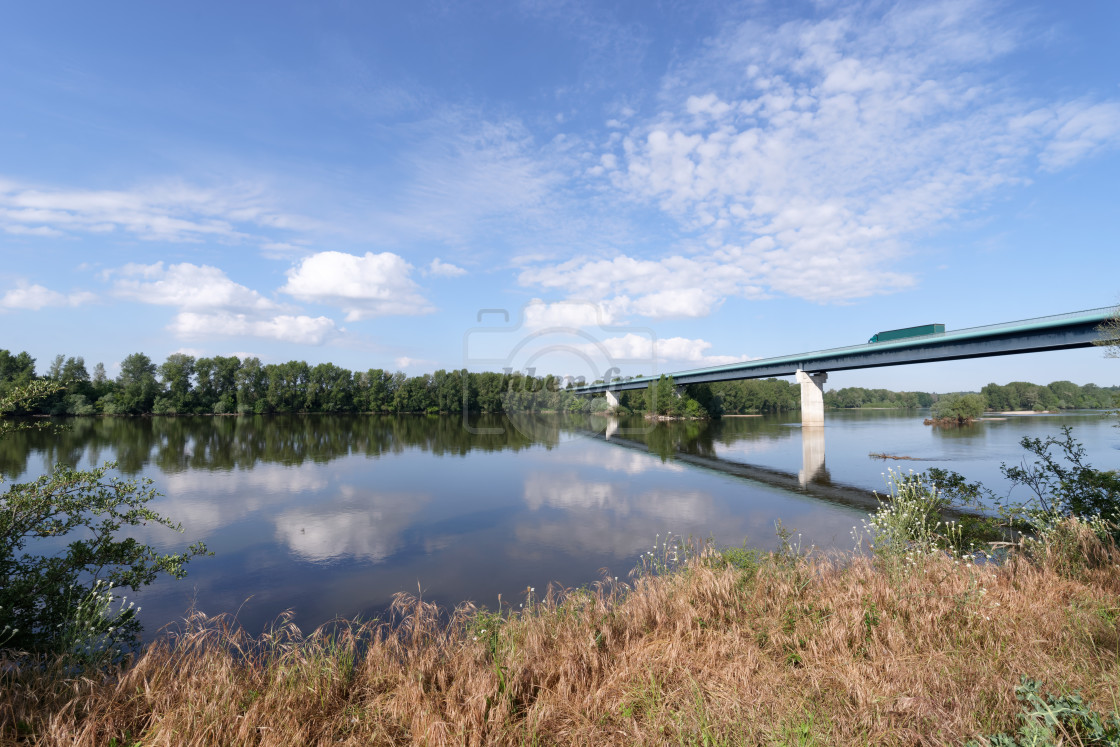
left=5, top=528, right=1119, bottom=745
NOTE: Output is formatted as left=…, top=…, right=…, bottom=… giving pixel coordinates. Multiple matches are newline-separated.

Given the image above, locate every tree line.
left=979, top=380, right=1118, bottom=411
left=0, top=350, right=798, bottom=417
left=0, top=350, right=591, bottom=416
left=1, top=349, right=1114, bottom=417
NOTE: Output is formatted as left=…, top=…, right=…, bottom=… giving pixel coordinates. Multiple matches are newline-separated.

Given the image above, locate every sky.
left=1, top=0, right=1118, bottom=392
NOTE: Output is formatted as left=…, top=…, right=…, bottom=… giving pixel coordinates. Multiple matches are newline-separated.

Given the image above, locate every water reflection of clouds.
left=560, top=446, right=685, bottom=475
left=143, top=465, right=331, bottom=541
left=520, top=471, right=720, bottom=558
left=274, top=486, right=430, bottom=563
left=519, top=468, right=866, bottom=561
left=524, top=472, right=711, bottom=521
left=163, top=466, right=330, bottom=496
left=523, top=473, right=621, bottom=512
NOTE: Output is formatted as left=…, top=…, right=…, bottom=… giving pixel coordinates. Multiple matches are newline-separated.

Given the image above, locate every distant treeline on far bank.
left=1, top=349, right=1116, bottom=418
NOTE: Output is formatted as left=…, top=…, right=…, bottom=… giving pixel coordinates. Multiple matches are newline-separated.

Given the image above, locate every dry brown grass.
left=3, top=536, right=1120, bottom=746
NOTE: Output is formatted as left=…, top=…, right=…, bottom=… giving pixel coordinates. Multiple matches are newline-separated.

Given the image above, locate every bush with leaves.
left=859, top=468, right=985, bottom=559
left=969, top=676, right=1120, bottom=746
left=0, top=381, right=207, bottom=660
left=930, top=426, right=1120, bottom=545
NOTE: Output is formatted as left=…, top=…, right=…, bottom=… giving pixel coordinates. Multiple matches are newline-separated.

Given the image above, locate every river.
left=4, top=410, right=1116, bottom=639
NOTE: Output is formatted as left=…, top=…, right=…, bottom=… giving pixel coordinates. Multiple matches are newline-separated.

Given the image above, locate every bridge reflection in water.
left=799, top=425, right=827, bottom=487
left=595, top=415, right=883, bottom=514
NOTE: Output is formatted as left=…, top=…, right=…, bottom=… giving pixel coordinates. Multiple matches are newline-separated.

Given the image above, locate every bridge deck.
left=574, top=306, right=1116, bottom=394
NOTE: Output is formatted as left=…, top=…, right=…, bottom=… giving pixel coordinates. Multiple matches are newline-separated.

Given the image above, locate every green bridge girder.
left=574, top=306, right=1116, bottom=394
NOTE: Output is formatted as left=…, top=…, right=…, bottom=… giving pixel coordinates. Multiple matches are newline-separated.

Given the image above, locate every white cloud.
left=1038, top=101, right=1120, bottom=171
left=281, top=250, right=434, bottom=321
left=0, top=178, right=314, bottom=247
left=394, top=356, right=435, bottom=370
left=110, top=262, right=277, bottom=311
left=103, top=261, right=340, bottom=344
left=519, top=1, right=1120, bottom=315
left=171, top=311, right=337, bottom=345
left=2, top=224, right=64, bottom=237
left=426, top=258, right=467, bottom=277
left=521, top=299, right=628, bottom=329
left=592, top=333, right=750, bottom=366
left=519, top=255, right=747, bottom=319
left=351, top=111, right=580, bottom=255
left=0, top=282, right=95, bottom=310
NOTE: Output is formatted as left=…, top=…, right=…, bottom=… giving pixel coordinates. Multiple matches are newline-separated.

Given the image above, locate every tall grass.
left=3, top=520, right=1120, bottom=745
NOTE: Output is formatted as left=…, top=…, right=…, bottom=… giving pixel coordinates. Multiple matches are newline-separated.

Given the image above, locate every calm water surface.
left=5, top=410, right=1116, bottom=638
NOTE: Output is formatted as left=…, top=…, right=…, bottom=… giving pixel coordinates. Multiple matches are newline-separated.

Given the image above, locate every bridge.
left=573, top=306, right=1115, bottom=426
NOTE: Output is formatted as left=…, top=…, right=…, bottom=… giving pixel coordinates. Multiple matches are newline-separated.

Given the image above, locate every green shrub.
left=968, top=676, right=1120, bottom=746
left=1, top=381, right=207, bottom=660
left=0, top=461, right=208, bottom=658
left=863, top=469, right=962, bottom=557
left=930, top=427, right=1120, bottom=544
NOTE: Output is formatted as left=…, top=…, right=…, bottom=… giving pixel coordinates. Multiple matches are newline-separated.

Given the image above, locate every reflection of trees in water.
left=1, top=414, right=591, bottom=475
left=929, top=421, right=983, bottom=440
left=606, top=415, right=794, bottom=461
left=1, top=412, right=812, bottom=479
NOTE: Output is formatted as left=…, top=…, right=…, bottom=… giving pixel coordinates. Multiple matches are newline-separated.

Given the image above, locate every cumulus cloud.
left=521, top=299, right=629, bottom=329
left=109, top=262, right=278, bottom=311
left=0, top=282, right=95, bottom=310
left=519, top=1, right=1120, bottom=315
left=394, top=356, right=435, bottom=370
left=590, top=333, right=750, bottom=366
left=105, top=261, right=338, bottom=345
left=171, top=311, right=337, bottom=345
left=426, top=258, right=467, bottom=277
left=281, top=250, right=434, bottom=321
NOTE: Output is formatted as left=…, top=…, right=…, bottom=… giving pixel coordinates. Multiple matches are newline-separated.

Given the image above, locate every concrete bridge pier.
left=795, top=370, right=828, bottom=426
left=604, top=390, right=620, bottom=409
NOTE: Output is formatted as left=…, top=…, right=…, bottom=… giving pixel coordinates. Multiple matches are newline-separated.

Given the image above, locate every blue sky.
left=1, top=0, right=1117, bottom=391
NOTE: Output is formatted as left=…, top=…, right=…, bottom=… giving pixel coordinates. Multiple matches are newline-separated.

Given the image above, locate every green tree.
left=47, top=354, right=66, bottom=381
left=364, top=369, right=393, bottom=412
left=157, top=353, right=197, bottom=414
left=235, top=357, right=266, bottom=413
left=115, top=353, right=161, bottom=415
left=0, top=381, right=207, bottom=657
left=929, top=393, right=986, bottom=424
left=61, top=356, right=89, bottom=384
left=0, top=350, right=36, bottom=401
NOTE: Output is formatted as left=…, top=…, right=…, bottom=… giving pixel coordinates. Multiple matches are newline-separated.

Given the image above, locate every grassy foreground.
left=3, top=525, right=1120, bottom=746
